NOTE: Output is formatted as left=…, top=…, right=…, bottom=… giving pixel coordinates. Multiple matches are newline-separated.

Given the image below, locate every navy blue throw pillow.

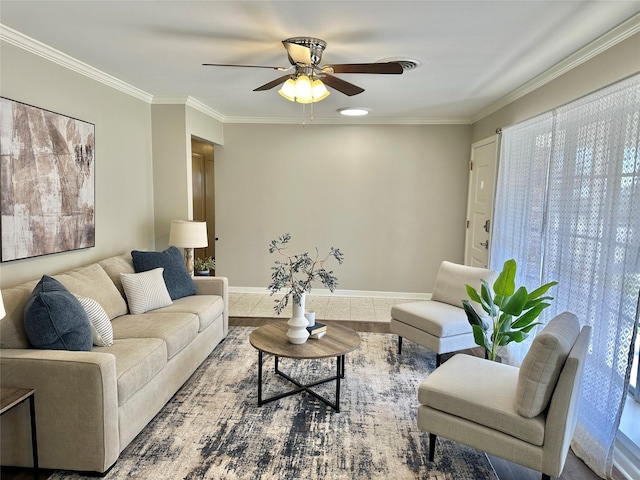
left=23, top=275, right=92, bottom=351
left=131, top=246, right=196, bottom=300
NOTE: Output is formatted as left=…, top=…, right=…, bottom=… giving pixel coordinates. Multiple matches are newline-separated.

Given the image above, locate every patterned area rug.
left=51, top=327, right=498, bottom=480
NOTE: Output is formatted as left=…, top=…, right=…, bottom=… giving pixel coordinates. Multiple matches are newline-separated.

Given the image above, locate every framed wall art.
left=0, top=97, right=95, bottom=262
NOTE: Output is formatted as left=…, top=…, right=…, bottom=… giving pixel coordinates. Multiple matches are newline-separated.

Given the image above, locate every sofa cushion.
left=515, top=312, right=580, bottom=418
left=154, top=295, right=224, bottom=332
left=0, top=283, right=39, bottom=349
left=120, top=268, right=173, bottom=315
left=76, top=296, right=114, bottom=347
left=23, top=275, right=92, bottom=351
left=93, top=337, right=167, bottom=406
left=110, top=312, right=200, bottom=359
left=131, top=247, right=196, bottom=300
left=54, top=263, right=128, bottom=320
left=98, top=254, right=135, bottom=300
left=391, top=301, right=472, bottom=337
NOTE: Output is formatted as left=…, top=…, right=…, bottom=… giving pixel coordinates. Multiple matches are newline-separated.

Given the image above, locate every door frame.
left=464, top=134, right=500, bottom=267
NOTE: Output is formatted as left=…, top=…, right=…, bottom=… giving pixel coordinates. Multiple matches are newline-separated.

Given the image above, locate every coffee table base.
left=257, top=352, right=346, bottom=412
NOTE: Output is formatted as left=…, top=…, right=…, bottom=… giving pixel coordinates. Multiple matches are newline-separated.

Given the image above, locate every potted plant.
left=462, top=258, right=557, bottom=361
left=194, top=256, right=215, bottom=276
left=268, top=233, right=344, bottom=313
left=267, top=233, right=344, bottom=344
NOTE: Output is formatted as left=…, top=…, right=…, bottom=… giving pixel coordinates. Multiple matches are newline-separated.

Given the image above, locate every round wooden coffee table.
left=249, top=321, right=361, bottom=412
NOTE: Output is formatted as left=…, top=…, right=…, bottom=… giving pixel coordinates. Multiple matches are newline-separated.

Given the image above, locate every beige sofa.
left=0, top=253, right=228, bottom=473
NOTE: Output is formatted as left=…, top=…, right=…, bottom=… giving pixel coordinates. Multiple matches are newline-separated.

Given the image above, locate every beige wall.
left=150, top=104, right=224, bottom=250
left=215, top=123, right=471, bottom=294
left=151, top=104, right=188, bottom=249
left=0, top=42, right=154, bottom=288
left=472, top=31, right=640, bottom=142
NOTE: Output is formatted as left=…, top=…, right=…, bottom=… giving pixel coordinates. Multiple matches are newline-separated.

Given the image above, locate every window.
left=492, top=73, right=640, bottom=478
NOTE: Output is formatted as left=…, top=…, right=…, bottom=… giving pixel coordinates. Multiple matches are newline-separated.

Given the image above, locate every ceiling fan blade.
left=203, top=63, right=288, bottom=71
left=253, top=75, right=292, bottom=92
left=282, top=41, right=312, bottom=65
left=323, top=62, right=404, bottom=74
left=321, top=74, right=364, bottom=96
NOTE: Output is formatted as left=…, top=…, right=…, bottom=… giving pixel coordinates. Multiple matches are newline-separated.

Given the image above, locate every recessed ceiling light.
left=338, top=107, right=369, bottom=116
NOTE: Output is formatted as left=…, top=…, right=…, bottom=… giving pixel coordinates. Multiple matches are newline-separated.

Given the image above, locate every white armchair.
left=390, top=261, right=497, bottom=366
left=417, top=312, right=592, bottom=480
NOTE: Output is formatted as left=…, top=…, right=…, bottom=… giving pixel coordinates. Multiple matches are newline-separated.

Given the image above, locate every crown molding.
left=471, top=12, right=640, bottom=123
left=0, top=24, right=154, bottom=104
left=223, top=115, right=472, bottom=125
left=151, top=96, right=227, bottom=123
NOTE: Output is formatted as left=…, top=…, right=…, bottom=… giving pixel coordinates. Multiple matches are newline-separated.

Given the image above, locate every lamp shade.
left=0, top=291, right=5, bottom=320
left=311, top=79, right=330, bottom=102
left=294, top=75, right=312, bottom=102
left=168, top=220, right=208, bottom=248
left=278, top=78, right=296, bottom=102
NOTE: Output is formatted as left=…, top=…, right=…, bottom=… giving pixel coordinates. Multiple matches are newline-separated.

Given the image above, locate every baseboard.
left=228, top=286, right=430, bottom=300
left=614, top=432, right=640, bottom=480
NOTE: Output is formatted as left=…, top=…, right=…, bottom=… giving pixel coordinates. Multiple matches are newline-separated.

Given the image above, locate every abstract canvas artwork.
left=0, top=98, right=95, bottom=261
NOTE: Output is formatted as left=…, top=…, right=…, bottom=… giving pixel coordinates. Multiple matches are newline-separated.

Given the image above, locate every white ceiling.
left=1, top=1, right=639, bottom=123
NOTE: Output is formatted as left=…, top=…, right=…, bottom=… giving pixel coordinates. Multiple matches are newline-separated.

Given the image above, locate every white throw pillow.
left=75, top=296, right=114, bottom=347
left=120, top=268, right=173, bottom=315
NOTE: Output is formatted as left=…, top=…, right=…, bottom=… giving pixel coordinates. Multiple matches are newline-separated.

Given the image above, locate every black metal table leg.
left=335, top=355, right=341, bottom=412
left=28, top=394, right=39, bottom=480
left=257, top=350, right=264, bottom=406
left=258, top=354, right=345, bottom=411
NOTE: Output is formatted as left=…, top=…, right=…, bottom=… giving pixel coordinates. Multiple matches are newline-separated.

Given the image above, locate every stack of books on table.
left=307, top=322, right=327, bottom=339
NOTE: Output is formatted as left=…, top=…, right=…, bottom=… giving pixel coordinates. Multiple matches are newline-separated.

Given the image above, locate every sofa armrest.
left=193, top=276, right=229, bottom=336
left=0, top=349, right=120, bottom=473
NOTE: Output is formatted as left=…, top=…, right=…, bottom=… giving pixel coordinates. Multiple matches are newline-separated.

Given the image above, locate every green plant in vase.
left=194, top=256, right=215, bottom=276
left=267, top=233, right=344, bottom=315
left=462, top=259, right=557, bottom=361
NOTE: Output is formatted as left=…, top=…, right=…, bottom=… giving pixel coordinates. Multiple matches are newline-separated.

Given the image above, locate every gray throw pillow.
left=131, top=246, right=196, bottom=300
left=515, top=312, right=580, bottom=417
left=23, top=275, right=92, bottom=351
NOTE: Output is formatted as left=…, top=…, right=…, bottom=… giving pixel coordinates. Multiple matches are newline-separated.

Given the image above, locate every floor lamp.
left=168, top=220, right=208, bottom=275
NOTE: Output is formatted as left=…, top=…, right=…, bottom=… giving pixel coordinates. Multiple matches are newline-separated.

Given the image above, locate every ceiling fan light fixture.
left=294, top=75, right=312, bottom=102
left=278, top=78, right=296, bottom=102
left=338, top=107, right=369, bottom=116
left=279, top=75, right=330, bottom=104
left=311, top=79, right=330, bottom=102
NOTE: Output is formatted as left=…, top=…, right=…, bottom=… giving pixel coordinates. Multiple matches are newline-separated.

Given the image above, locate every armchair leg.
left=398, top=336, right=403, bottom=355
left=428, top=433, right=437, bottom=462
left=541, top=475, right=550, bottom=480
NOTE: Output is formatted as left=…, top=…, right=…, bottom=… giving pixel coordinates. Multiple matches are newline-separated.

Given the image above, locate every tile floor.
left=229, top=293, right=423, bottom=322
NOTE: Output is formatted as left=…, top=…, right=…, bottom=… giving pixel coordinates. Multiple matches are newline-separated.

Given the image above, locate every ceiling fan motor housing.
left=284, top=37, right=327, bottom=65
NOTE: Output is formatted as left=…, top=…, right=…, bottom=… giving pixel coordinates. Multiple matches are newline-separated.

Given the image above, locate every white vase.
left=287, top=292, right=309, bottom=344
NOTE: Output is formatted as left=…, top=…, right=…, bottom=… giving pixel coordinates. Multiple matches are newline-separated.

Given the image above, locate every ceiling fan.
left=203, top=36, right=404, bottom=99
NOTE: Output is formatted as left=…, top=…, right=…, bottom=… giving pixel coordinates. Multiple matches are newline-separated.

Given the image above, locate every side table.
left=0, top=387, right=39, bottom=479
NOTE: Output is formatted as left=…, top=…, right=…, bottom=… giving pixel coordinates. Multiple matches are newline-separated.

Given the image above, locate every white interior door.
left=464, top=135, right=499, bottom=268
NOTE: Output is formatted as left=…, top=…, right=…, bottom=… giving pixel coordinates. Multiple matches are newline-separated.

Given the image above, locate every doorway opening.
left=191, top=136, right=215, bottom=274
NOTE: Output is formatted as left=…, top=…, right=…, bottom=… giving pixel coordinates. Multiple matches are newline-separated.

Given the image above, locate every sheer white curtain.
left=491, top=112, right=554, bottom=364
left=491, top=73, right=640, bottom=478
